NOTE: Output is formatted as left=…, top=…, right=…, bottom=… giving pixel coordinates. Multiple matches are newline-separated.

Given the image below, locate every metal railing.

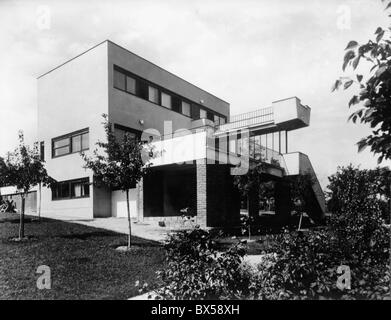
left=250, top=145, right=281, bottom=166
left=217, top=106, right=274, bottom=132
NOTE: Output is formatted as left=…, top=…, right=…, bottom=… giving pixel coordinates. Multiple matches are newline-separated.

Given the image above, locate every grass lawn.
left=0, top=213, right=165, bottom=300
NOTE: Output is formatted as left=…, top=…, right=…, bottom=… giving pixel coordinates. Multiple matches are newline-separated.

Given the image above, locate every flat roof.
left=37, top=39, right=229, bottom=105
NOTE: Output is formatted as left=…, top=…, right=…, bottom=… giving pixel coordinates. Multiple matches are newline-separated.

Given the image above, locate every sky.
left=0, top=0, right=390, bottom=189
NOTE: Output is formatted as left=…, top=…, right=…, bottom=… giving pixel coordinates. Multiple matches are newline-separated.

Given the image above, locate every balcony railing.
left=250, top=145, right=281, bottom=167
left=216, top=106, right=274, bottom=133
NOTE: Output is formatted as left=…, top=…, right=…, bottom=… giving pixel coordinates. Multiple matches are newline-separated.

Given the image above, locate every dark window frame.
left=113, top=123, right=142, bottom=142
left=113, top=65, right=227, bottom=123
left=40, top=141, right=45, bottom=161
left=52, top=128, right=89, bottom=159
left=51, top=177, right=90, bottom=201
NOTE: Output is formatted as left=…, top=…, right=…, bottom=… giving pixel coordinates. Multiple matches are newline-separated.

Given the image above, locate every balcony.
left=216, top=106, right=274, bottom=134
left=216, top=96, right=311, bottom=136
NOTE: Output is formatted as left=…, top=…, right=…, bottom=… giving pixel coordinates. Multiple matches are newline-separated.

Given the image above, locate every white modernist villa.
left=0, top=40, right=325, bottom=229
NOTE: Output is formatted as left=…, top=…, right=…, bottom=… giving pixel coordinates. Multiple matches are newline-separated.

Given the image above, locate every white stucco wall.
left=272, top=97, right=310, bottom=128
left=111, top=189, right=138, bottom=218
left=37, top=41, right=109, bottom=220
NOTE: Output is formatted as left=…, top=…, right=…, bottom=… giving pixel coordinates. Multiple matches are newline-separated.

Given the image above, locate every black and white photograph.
left=0, top=0, right=390, bottom=309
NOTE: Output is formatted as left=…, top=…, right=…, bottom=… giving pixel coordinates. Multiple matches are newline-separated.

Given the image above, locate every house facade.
left=1, top=40, right=325, bottom=228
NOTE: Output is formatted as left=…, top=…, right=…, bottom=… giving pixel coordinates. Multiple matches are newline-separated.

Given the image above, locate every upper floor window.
left=40, top=141, right=45, bottom=161
left=113, top=65, right=226, bottom=122
left=52, top=129, right=89, bottom=158
left=161, top=92, right=172, bottom=109
left=136, top=80, right=149, bottom=100
left=126, top=76, right=136, bottom=94
left=148, top=86, right=159, bottom=104
left=114, top=124, right=139, bottom=143
left=172, top=96, right=181, bottom=113
left=114, top=69, right=126, bottom=91
left=182, top=101, right=191, bottom=117
left=200, top=108, right=207, bottom=119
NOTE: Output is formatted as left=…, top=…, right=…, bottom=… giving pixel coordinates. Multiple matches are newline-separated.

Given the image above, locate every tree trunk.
left=19, top=193, right=26, bottom=240
left=126, top=189, right=131, bottom=249
left=38, top=182, right=42, bottom=222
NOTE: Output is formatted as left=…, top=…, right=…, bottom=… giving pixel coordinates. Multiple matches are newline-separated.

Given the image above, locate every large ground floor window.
left=52, top=177, right=90, bottom=200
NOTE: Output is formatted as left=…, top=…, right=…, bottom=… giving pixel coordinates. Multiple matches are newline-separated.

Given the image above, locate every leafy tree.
left=233, top=162, right=266, bottom=198
left=0, top=132, right=54, bottom=239
left=332, top=0, right=391, bottom=163
left=327, top=164, right=390, bottom=222
left=81, top=114, right=152, bottom=249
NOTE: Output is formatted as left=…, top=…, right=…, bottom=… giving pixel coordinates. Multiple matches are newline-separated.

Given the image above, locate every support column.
left=137, top=178, right=144, bottom=222
left=196, top=160, right=207, bottom=228
left=274, top=179, right=292, bottom=226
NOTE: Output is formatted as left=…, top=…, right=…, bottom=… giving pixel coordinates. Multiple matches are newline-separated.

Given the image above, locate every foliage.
left=0, top=132, right=54, bottom=238
left=240, top=214, right=255, bottom=239
left=156, top=227, right=251, bottom=300
left=81, top=114, right=151, bottom=192
left=250, top=229, right=339, bottom=300
left=81, top=114, right=152, bottom=248
left=327, top=164, right=390, bottom=222
left=251, top=198, right=390, bottom=300
left=233, top=162, right=267, bottom=198
left=333, top=1, right=391, bottom=163
left=286, top=172, right=315, bottom=216
left=0, top=132, right=54, bottom=192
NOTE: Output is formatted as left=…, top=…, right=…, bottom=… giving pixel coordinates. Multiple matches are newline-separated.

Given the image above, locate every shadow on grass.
left=0, top=216, right=57, bottom=224
left=58, top=231, right=119, bottom=240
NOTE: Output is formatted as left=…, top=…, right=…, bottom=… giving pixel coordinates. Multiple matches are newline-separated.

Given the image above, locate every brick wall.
left=196, top=160, right=207, bottom=228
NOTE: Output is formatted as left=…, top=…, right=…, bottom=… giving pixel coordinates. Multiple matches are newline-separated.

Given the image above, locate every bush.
left=327, top=165, right=390, bottom=222
left=251, top=198, right=390, bottom=300
left=250, top=229, right=339, bottom=300
left=156, top=227, right=251, bottom=300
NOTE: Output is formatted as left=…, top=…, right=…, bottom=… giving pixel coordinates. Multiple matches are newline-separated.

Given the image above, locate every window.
left=172, top=96, right=181, bottom=113
left=182, top=101, right=191, bottom=117
left=161, top=92, right=172, bottom=109
left=53, top=137, right=70, bottom=157
left=113, top=65, right=226, bottom=122
left=207, top=111, right=214, bottom=121
left=191, top=104, right=200, bottom=119
left=52, top=178, right=90, bottom=200
left=40, top=141, right=45, bottom=161
left=71, top=179, right=90, bottom=198
left=136, top=80, right=149, bottom=100
left=148, top=86, right=159, bottom=104
left=126, top=76, right=136, bottom=94
left=52, top=129, right=89, bottom=158
left=72, top=135, right=81, bottom=152
left=219, top=117, right=226, bottom=125
left=114, top=124, right=139, bottom=143
left=114, top=69, right=126, bottom=90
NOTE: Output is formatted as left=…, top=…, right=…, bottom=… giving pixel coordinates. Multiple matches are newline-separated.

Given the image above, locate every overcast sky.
left=0, top=0, right=390, bottom=189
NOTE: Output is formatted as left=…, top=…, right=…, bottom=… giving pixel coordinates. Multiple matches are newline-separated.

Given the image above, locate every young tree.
left=0, top=132, right=54, bottom=239
left=332, top=0, right=391, bottom=163
left=81, top=114, right=152, bottom=250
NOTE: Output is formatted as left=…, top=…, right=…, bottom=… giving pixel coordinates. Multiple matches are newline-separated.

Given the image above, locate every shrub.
left=156, top=227, right=251, bottom=300
left=251, top=198, right=390, bottom=300
left=327, top=165, right=390, bottom=222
